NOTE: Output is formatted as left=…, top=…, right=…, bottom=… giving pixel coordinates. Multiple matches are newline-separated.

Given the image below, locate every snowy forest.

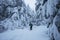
left=0, top=0, right=60, bottom=40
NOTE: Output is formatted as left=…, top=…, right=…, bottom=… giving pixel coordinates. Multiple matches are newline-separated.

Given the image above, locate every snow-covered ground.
left=0, top=25, right=50, bottom=40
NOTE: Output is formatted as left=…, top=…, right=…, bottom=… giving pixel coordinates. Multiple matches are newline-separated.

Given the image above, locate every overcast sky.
left=24, top=0, right=36, bottom=11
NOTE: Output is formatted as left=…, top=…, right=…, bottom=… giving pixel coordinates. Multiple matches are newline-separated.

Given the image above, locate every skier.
left=29, top=22, right=33, bottom=30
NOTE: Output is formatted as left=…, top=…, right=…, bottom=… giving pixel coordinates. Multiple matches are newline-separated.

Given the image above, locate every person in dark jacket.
left=29, top=22, right=33, bottom=30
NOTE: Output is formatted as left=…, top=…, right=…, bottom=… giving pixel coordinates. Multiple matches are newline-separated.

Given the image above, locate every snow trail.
left=0, top=25, right=50, bottom=40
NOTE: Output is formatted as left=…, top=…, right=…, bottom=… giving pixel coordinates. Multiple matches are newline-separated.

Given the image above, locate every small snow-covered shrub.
left=0, top=25, right=7, bottom=33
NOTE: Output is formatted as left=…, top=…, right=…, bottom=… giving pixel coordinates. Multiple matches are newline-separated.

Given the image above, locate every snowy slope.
left=0, top=25, right=50, bottom=40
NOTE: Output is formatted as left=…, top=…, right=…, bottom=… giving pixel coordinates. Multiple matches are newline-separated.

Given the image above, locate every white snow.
left=0, top=25, right=50, bottom=40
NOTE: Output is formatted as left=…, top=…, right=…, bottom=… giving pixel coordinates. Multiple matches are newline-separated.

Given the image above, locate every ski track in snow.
left=0, top=25, right=50, bottom=40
